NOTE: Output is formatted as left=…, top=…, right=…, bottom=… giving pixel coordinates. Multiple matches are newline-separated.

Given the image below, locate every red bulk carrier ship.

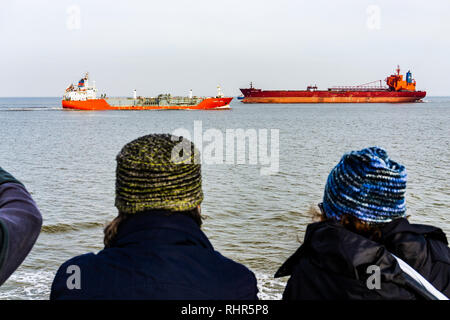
left=240, top=66, right=426, bottom=103
left=62, top=73, right=232, bottom=110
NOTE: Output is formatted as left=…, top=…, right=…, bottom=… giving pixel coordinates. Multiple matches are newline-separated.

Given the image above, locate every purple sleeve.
left=0, top=182, right=43, bottom=285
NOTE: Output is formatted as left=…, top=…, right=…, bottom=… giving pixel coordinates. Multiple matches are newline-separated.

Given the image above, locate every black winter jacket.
left=51, top=211, right=258, bottom=300
left=275, top=218, right=450, bottom=300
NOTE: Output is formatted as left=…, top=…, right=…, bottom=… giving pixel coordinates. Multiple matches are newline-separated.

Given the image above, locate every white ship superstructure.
left=63, top=72, right=98, bottom=101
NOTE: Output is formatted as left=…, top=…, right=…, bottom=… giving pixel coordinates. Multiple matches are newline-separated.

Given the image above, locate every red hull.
left=62, top=97, right=233, bottom=110
left=239, top=89, right=426, bottom=103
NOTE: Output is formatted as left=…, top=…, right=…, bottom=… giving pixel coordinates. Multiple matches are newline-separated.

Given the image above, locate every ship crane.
left=329, top=79, right=386, bottom=91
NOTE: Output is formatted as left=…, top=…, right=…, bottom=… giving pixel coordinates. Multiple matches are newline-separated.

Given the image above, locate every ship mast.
left=217, top=85, right=224, bottom=98
left=84, top=72, right=89, bottom=88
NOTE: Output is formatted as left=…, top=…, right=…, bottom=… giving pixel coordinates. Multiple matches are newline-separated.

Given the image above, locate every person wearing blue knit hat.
left=275, top=146, right=450, bottom=300
left=323, top=146, right=408, bottom=224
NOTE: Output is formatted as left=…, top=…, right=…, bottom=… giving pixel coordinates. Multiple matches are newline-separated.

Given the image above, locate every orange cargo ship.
left=62, top=73, right=232, bottom=110
left=240, top=66, right=426, bottom=103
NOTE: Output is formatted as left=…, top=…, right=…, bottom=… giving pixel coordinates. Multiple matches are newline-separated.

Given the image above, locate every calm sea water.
left=0, top=97, right=449, bottom=299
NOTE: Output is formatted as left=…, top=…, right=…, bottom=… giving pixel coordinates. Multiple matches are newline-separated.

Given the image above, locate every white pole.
left=217, top=85, right=223, bottom=98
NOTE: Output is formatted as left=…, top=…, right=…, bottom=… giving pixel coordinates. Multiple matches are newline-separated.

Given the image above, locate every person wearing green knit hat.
left=50, top=134, right=258, bottom=300
left=114, top=133, right=204, bottom=216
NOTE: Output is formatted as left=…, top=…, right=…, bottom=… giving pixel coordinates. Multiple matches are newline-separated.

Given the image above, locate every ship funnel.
left=189, top=89, right=193, bottom=99
left=133, top=89, right=137, bottom=99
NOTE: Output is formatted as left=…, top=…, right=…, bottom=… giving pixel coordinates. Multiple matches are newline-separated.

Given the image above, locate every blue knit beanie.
left=322, top=147, right=407, bottom=224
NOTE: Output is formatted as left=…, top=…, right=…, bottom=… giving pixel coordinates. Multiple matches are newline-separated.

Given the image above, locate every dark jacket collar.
left=275, top=220, right=395, bottom=278
left=109, top=210, right=213, bottom=250
left=275, top=218, right=448, bottom=278
left=379, top=218, right=448, bottom=245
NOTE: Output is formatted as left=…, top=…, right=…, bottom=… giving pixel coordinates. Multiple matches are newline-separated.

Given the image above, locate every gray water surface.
left=0, top=97, right=449, bottom=299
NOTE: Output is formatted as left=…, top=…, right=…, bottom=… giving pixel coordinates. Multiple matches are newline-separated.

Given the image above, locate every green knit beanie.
left=115, top=134, right=203, bottom=214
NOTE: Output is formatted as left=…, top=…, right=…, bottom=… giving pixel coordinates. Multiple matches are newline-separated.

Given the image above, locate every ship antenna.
left=250, top=82, right=253, bottom=89
left=396, top=65, right=400, bottom=75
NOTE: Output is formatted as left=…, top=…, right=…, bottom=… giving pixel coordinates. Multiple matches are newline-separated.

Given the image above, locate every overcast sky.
left=1, top=0, right=449, bottom=97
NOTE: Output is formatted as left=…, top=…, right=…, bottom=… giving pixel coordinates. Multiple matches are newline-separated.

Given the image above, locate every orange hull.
left=242, top=96, right=424, bottom=103
left=62, top=97, right=233, bottom=110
